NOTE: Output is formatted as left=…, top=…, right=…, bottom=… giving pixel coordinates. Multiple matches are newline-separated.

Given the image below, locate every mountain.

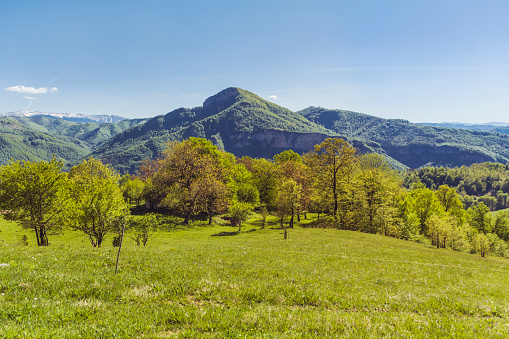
left=299, top=106, right=509, bottom=168
left=0, top=118, right=90, bottom=164
left=5, top=87, right=509, bottom=174
left=0, top=111, right=127, bottom=124
left=5, top=115, right=147, bottom=149
left=418, top=122, right=509, bottom=136
left=92, top=87, right=398, bottom=173
left=0, top=115, right=147, bottom=168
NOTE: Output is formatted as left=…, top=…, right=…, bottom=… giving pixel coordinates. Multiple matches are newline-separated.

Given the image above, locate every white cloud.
left=5, top=85, right=58, bottom=94
left=269, top=95, right=278, bottom=99
left=23, top=96, right=37, bottom=100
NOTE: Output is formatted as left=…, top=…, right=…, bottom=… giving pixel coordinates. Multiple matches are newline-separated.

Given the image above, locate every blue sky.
left=1, top=0, right=509, bottom=123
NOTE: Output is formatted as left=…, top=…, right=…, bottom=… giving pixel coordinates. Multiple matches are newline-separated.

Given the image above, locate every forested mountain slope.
left=92, top=87, right=394, bottom=174
left=0, top=118, right=89, bottom=165
left=299, top=106, right=509, bottom=168
left=6, top=115, right=147, bottom=149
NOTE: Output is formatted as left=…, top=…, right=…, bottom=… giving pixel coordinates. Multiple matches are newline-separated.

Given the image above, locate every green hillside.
left=0, top=118, right=90, bottom=165
left=1, top=216, right=508, bottom=338
left=6, top=115, right=147, bottom=149
left=91, top=88, right=339, bottom=173
left=299, top=106, right=509, bottom=168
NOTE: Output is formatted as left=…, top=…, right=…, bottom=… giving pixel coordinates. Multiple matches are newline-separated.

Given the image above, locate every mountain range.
left=0, top=111, right=127, bottom=124
left=2, top=87, right=509, bottom=173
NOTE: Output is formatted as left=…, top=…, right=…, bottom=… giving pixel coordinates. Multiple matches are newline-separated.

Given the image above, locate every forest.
left=1, top=137, right=509, bottom=258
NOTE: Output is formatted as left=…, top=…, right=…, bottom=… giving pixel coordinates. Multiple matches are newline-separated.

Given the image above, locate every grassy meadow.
left=1, top=214, right=509, bottom=338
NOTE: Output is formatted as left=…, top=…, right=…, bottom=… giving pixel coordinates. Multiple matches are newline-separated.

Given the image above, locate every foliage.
left=153, top=138, right=233, bottom=224
left=229, top=202, right=253, bottom=231
left=306, top=138, right=357, bottom=226
left=0, top=156, right=68, bottom=246
left=468, top=202, right=492, bottom=234
left=66, top=157, right=130, bottom=247
left=122, top=176, right=145, bottom=205
left=276, top=179, right=301, bottom=237
left=132, top=213, right=158, bottom=246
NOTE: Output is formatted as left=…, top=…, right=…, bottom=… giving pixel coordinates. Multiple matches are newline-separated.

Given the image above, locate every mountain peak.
left=202, top=87, right=243, bottom=114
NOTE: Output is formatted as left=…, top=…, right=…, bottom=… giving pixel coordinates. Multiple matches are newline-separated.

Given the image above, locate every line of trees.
left=0, top=156, right=129, bottom=247
left=2, top=137, right=509, bottom=258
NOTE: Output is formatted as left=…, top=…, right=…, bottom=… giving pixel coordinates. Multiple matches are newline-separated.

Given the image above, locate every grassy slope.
left=1, top=215, right=508, bottom=338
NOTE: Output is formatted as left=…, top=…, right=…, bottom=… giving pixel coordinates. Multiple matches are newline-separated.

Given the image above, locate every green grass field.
left=1, top=214, right=509, bottom=338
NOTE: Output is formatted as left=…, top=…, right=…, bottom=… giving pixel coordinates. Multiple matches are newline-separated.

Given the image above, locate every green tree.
left=356, top=154, right=402, bottom=234
left=468, top=202, right=492, bottom=234
left=306, top=138, right=356, bottom=223
left=0, top=157, right=68, bottom=246
left=404, top=183, right=443, bottom=236
left=229, top=202, right=253, bottom=232
left=67, top=157, right=130, bottom=247
left=273, top=149, right=302, bottom=163
left=248, top=158, right=278, bottom=209
left=122, top=176, right=145, bottom=205
left=493, top=211, right=509, bottom=241
left=276, top=179, right=302, bottom=237
left=472, top=233, right=490, bottom=257
left=133, top=213, right=158, bottom=246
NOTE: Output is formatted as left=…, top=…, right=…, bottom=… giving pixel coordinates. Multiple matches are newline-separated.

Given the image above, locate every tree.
left=276, top=179, right=302, bottom=238
left=306, top=138, right=356, bottom=223
left=356, top=154, right=401, bottom=234
left=122, top=176, right=145, bottom=205
left=133, top=213, right=158, bottom=246
left=405, top=183, right=443, bottom=236
left=0, top=157, right=68, bottom=246
left=229, top=202, right=252, bottom=232
left=472, top=233, right=490, bottom=257
left=273, top=149, right=302, bottom=163
left=154, top=138, right=233, bottom=224
left=249, top=158, right=278, bottom=209
left=66, top=157, right=130, bottom=247
left=493, top=211, right=509, bottom=241
left=468, top=202, right=492, bottom=234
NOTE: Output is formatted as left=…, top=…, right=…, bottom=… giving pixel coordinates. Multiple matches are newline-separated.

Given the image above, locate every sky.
left=1, top=0, right=509, bottom=123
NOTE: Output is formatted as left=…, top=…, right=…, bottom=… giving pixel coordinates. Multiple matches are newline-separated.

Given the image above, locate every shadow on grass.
left=211, top=231, right=239, bottom=237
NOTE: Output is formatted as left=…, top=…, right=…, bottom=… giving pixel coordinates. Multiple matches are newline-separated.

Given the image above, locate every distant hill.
left=299, top=106, right=509, bottom=168
left=418, top=122, right=509, bottom=136
left=0, top=116, right=147, bottom=167
left=5, top=115, right=147, bottom=149
left=0, top=111, right=127, bottom=124
left=0, top=118, right=90, bottom=165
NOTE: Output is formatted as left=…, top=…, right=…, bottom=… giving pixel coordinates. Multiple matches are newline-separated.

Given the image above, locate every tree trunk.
left=333, top=172, right=338, bottom=218
left=34, top=224, right=41, bottom=246
left=208, top=213, right=213, bottom=225
left=238, top=221, right=242, bottom=233
left=290, top=213, right=294, bottom=229
left=184, top=209, right=192, bottom=224
left=297, top=214, right=300, bottom=222
left=38, top=226, right=48, bottom=246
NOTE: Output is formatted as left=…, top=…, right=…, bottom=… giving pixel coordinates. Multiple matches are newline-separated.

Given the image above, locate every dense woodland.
left=404, top=163, right=509, bottom=211
left=2, top=137, right=509, bottom=260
